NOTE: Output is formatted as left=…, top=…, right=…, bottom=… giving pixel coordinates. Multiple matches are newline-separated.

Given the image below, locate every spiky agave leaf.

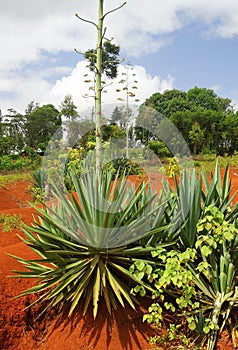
left=9, top=168, right=171, bottom=318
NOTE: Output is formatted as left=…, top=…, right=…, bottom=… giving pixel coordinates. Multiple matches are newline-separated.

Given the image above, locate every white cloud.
left=1, top=0, right=238, bottom=70
left=1, top=0, right=238, bottom=113
left=0, top=73, right=53, bottom=114
left=0, top=60, right=174, bottom=114
left=50, top=61, right=174, bottom=115
left=230, top=90, right=238, bottom=111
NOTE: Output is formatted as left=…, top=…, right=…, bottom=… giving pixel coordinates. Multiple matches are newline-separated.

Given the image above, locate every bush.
left=0, top=155, right=15, bottom=170
left=103, top=157, right=142, bottom=177
left=147, top=140, right=172, bottom=158
left=0, top=154, right=41, bottom=172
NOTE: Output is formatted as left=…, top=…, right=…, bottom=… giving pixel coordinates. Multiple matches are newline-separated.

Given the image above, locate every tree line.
left=0, top=102, right=62, bottom=156
left=138, top=86, right=238, bottom=156
left=0, top=86, right=237, bottom=158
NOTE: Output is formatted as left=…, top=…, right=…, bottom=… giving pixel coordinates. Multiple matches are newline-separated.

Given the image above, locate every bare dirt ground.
left=0, top=170, right=237, bottom=349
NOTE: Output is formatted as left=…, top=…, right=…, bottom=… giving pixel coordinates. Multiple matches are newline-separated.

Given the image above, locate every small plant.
left=148, top=324, right=203, bottom=350
left=132, top=247, right=199, bottom=328
left=0, top=213, right=23, bottom=232
left=161, top=157, right=179, bottom=178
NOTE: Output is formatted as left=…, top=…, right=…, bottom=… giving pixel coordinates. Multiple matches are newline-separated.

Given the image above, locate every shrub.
left=0, top=155, right=15, bottom=170
left=103, top=157, right=142, bottom=177
left=147, top=140, right=172, bottom=158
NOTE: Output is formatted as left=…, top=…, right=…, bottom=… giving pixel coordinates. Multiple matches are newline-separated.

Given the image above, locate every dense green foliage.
left=140, top=87, right=237, bottom=156
left=25, top=104, right=62, bottom=148
left=0, top=103, right=62, bottom=156
left=0, top=153, right=41, bottom=171
left=0, top=85, right=237, bottom=164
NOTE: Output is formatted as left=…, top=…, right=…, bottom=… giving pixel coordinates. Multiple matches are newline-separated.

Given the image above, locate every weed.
left=0, top=213, right=24, bottom=232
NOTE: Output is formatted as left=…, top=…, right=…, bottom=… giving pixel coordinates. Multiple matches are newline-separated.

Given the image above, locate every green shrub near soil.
left=0, top=154, right=41, bottom=172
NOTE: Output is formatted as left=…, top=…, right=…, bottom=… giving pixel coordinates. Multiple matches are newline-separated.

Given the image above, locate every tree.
left=3, top=108, right=26, bottom=151
left=144, top=89, right=189, bottom=118
left=25, top=104, right=62, bottom=148
left=170, top=109, right=229, bottom=154
left=110, top=106, right=124, bottom=126
left=84, top=40, right=120, bottom=79
left=25, top=100, right=39, bottom=115
left=110, top=105, right=132, bottom=130
left=60, top=95, right=80, bottom=146
left=188, top=122, right=205, bottom=154
left=170, top=111, right=193, bottom=144
left=102, top=123, right=125, bottom=141
left=143, top=86, right=235, bottom=155
left=135, top=106, right=163, bottom=144
left=221, top=112, right=238, bottom=154
left=0, top=109, right=2, bottom=137
left=0, top=137, right=15, bottom=156
left=144, top=87, right=233, bottom=117
left=187, top=87, right=223, bottom=112
left=60, top=95, right=78, bottom=121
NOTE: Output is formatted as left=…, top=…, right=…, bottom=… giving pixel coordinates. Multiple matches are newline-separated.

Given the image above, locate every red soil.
left=0, top=171, right=237, bottom=350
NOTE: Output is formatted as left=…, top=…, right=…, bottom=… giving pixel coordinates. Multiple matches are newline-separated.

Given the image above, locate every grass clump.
left=0, top=213, right=24, bottom=232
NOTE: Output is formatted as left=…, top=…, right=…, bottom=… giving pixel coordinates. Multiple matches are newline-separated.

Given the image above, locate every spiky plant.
left=162, top=162, right=238, bottom=249
left=9, top=168, right=170, bottom=319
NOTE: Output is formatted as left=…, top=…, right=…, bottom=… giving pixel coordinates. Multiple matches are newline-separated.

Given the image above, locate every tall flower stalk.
left=76, top=0, right=126, bottom=171
left=95, top=0, right=103, bottom=170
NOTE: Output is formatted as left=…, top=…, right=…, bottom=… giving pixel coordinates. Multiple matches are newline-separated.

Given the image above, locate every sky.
left=1, top=0, right=238, bottom=116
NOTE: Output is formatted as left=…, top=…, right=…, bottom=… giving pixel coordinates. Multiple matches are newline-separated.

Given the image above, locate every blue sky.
left=138, top=26, right=238, bottom=99
left=0, top=0, right=238, bottom=114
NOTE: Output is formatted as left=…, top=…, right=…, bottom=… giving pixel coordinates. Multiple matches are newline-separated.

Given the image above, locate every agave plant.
left=9, top=168, right=170, bottom=319
left=201, top=163, right=237, bottom=212
left=162, top=162, right=238, bottom=249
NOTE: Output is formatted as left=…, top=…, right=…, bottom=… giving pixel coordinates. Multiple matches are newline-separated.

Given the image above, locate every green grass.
left=193, top=153, right=238, bottom=172
left=0, top=213, right=24, bottom=232
left=144, top=154, right=238, bottom=176
left=0, top=171, right=34, bottom=187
